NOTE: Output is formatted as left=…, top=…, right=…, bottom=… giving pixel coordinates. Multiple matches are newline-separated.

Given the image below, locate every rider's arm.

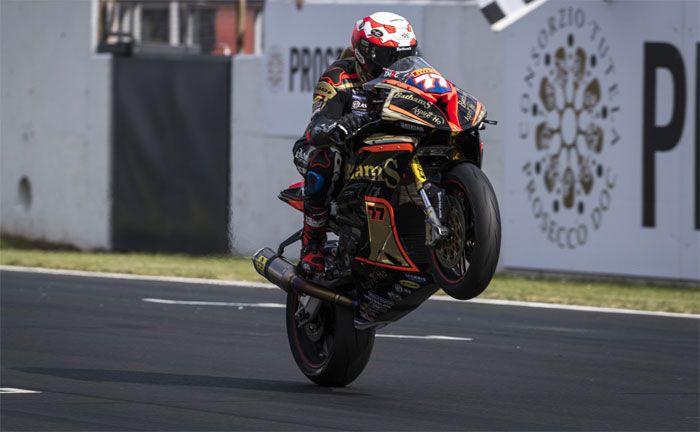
left=305, top=79, right=349, bottom=147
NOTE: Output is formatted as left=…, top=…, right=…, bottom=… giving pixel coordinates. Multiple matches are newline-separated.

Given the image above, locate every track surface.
left=1, top=270, right=698, bottom=431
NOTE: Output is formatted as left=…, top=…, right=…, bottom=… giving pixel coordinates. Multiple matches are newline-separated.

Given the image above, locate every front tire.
left=429, top=162, right=501, bottom=300
left=286, top=293, right=375, bottom=387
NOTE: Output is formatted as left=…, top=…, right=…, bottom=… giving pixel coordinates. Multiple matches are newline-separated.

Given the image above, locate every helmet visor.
left=371, top=45, right=418, bottom=71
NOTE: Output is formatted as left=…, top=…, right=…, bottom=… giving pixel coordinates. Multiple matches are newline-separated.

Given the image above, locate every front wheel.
left=286, top=293, right=375, bottom=387
left=429, top=162, right=501, bottom=300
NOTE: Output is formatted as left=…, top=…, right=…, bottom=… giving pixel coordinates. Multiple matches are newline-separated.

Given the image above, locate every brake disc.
left=434, top=195, right=466, bottom=269
left=305, top=319, right=324, bottom=343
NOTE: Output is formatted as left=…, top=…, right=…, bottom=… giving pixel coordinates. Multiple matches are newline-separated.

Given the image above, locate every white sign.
left=503, top=0, right=699, bottom=280
left=263, top=0, right=424, bottom=136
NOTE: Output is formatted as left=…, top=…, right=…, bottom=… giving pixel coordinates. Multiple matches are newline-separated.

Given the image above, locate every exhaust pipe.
left=253, top=248, right=357, bottom=308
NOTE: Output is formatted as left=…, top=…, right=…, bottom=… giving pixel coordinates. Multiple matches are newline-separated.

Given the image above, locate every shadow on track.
left=16, top=367, right=371, bottom=396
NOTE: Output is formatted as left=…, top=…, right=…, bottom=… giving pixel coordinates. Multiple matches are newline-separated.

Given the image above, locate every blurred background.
left=1, top=0, right=698, bottom=283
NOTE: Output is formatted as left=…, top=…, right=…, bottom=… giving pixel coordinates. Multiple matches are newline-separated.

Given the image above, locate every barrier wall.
left=502, top=0, right=699, bottom=281
left=230, top=55, right=303, bottom=254
left=0, top=0, right=111, bottom=249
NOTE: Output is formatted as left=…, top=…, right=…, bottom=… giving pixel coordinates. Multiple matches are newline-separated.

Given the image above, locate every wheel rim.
left=432, top=181, right=475, bottom=283
left=435, top=194, right=467, bottom=268
left=290, top=294, right=333, bottom=370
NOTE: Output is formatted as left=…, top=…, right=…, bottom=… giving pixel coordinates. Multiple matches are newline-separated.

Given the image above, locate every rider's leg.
left=300, top=146, right=342, bottom=274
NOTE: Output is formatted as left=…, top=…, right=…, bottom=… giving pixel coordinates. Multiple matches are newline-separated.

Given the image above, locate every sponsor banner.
left=503, top=0, right=699, bottom=280
left=263, top=0, right=424, bottom=136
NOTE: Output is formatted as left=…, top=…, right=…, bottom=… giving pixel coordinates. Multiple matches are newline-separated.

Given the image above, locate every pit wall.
left=1, top=0, right=111, bottom=249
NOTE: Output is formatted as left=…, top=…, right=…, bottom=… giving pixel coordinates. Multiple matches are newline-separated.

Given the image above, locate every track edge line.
left=1, top=265, right=697, bottom=319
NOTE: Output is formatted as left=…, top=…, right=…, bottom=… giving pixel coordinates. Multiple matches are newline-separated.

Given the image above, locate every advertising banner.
left=263, top=0, right=424, bottom=136
left=503, top=0, right=699, bottom=280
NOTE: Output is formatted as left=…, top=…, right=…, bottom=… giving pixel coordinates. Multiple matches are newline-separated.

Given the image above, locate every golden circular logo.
left=518, top=7, right=621, bottom=249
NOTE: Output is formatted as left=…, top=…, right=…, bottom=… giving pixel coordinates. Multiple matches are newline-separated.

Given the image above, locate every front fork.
left=410, top=155, right=449, bottom=246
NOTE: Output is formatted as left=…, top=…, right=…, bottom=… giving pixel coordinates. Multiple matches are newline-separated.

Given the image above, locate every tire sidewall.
left=285, top=293, right=332, bottom=377
left=428, top=162, right=502, bottom=300
left=285, top=292, right=376, bottom=387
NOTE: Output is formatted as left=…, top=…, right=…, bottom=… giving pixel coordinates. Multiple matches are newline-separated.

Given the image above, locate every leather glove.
left=308, top=113, right=377, bottom=147
left=333, top=113, right=368, bottom=140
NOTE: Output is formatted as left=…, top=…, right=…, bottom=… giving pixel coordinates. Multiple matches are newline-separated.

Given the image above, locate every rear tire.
left=286, top=293, right=375, bottom=387
left=429, top=162, right=501, bottom=300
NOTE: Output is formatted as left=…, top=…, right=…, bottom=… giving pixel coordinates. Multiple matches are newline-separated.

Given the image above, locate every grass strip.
left=1, top=236, right=697, bottom=314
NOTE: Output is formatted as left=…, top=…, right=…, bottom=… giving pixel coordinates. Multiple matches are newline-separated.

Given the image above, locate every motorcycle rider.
left=293, top=11, right=418, bottom=275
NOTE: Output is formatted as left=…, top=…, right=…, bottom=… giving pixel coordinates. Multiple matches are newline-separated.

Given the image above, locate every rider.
left=293, top=12, right=418, bottom=275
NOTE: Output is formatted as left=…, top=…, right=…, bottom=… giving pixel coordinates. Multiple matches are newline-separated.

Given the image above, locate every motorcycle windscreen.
left=367, top=56, right=487, bottom=132
left=364, top=56, right=438, bottom=88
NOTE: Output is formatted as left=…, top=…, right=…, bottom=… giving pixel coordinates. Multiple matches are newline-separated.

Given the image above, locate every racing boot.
left=300, top=204, right=328, bottom=275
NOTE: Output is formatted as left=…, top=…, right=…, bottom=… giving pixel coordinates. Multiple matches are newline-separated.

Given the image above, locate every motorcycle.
left=253, top=56, right=501, bottom=387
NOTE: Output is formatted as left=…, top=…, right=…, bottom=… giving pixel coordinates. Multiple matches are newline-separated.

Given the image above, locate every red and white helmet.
left=351, top=12, right=418, bottom=79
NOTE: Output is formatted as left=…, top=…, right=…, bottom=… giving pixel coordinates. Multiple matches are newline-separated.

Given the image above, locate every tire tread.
left=429, top=163, right=501, bottom=300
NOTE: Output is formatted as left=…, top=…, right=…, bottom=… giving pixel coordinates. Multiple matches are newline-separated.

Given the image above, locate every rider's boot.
left=300, top=203, right=328, bottom=275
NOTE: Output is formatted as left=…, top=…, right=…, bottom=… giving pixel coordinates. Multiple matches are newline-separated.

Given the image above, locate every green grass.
left=1, top=235, right=698, bottom=314
left=472, top=275, right=698, bottom=314
left=0, top=236, right=268, bottom=283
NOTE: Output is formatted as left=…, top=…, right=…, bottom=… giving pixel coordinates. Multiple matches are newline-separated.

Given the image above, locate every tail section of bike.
left=279, top=181, right=304, bottom=212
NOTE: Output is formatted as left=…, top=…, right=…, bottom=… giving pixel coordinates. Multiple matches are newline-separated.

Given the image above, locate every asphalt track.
left=1, top=270, right=698, bottom=431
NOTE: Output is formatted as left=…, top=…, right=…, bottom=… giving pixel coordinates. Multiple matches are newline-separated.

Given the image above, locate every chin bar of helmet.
left=252, top=248, right=357, bottom=308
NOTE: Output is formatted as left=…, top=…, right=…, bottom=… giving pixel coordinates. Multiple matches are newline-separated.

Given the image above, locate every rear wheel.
left=286, top=293, right=375, bottom=387
left=429, top=162, right=501, bottom=300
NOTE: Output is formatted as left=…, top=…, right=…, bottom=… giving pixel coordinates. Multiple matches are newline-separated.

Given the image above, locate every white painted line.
left=2, top=265, right=698, bottom=319
left=435, top=297, right=700, bottom=319
left=377, top=334, right=472, bottom=342
left=142, top=298, right=285, bottom=308
left=0, top=388, right=41, bottom=394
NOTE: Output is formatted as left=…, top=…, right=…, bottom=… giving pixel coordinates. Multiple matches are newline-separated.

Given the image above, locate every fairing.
left=365, top=56, right=487, bottom=132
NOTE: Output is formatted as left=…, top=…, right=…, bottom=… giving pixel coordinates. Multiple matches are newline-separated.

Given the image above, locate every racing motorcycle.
left=253, top=56, right=501, bottom=387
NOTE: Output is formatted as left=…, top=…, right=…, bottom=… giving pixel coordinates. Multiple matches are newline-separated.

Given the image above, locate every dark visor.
left=371, top=44, right=418, bottom=70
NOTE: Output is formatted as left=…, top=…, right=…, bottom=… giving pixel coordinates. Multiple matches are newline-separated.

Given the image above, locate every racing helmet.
left=351, top=12, right=418, bottom=79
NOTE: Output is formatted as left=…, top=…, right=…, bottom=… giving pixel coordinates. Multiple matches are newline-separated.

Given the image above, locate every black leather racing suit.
left=293, top=57, right=371, bottom=254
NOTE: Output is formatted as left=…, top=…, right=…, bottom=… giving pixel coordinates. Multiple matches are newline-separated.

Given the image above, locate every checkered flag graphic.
left=477, top=0, right=548, bottom=31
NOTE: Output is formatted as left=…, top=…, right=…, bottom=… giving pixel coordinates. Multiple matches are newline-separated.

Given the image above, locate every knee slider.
left=304, top=170, right=327, bottom=198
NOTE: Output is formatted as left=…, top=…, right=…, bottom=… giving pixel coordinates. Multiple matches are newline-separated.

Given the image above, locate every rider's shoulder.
left=318, top=58, right=361, bottom=89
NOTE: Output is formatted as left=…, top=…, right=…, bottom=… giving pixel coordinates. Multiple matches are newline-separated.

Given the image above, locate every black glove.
left=333, top=113, right=368, bottom=140
left=308, top=113, right=377, bottom=147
